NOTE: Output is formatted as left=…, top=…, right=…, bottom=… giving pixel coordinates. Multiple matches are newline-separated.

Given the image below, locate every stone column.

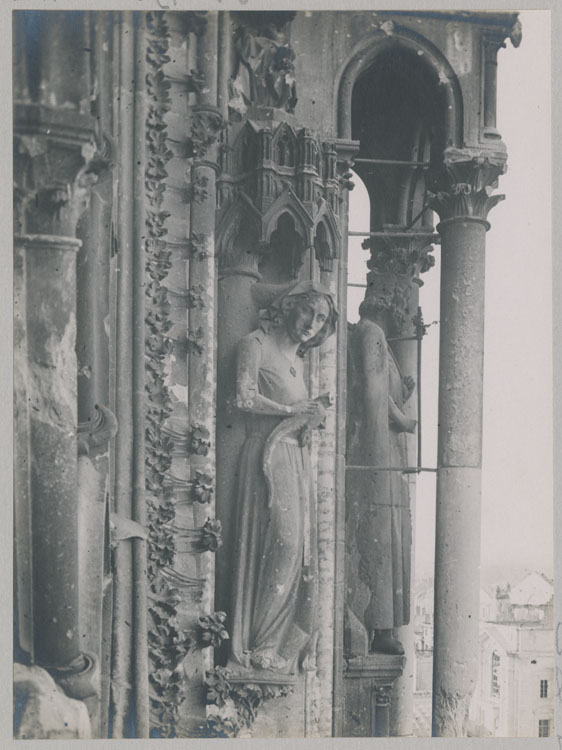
left=13, top=10, right=99, bottom=701
left=428, top=149, right=506, bottom=737
left=181, top=13, right=224, bottom=730
left=15, top=233, right=82, bottom=670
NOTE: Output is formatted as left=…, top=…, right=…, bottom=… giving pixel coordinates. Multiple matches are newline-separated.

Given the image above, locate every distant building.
left=480, top=587, right=499, bottom=623
left=469, top=573, right=554, bottom=738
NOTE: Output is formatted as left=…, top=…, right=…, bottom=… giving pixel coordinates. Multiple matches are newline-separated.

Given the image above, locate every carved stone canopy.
left=217, top=118, right=345, bottom=278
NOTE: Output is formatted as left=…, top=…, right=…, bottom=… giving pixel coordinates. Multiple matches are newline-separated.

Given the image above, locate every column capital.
left=187, top=105, right=225, bottom=160
left=14, top=130, right=101, bottom=238
left=427, top=148, right=507, bottom=227
left=375, top=684, right=393, bottom=708
left=359, top=227, right=435, bottom=335
left=363, top=226, right=436, bottom=279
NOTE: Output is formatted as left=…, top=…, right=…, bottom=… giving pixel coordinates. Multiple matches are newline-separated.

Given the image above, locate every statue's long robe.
left=346, top=319, right=411, bottom=634
left=227, top=329, right=317, bottom=674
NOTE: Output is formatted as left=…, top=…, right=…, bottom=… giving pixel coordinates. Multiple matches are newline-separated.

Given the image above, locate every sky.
left=347, top=10, right=553, bottom=583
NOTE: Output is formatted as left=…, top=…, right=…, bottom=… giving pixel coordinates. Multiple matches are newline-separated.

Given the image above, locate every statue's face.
left=286, top=296, right=330, bottom=344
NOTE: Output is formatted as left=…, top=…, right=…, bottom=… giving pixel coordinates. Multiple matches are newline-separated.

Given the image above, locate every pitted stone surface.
left=14, top=664, right=91, bottom=739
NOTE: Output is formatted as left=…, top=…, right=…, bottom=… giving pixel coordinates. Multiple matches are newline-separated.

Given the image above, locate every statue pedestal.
left=228, top=672, right=306, bottom=738
left=343, top=654, right=404, bottom=737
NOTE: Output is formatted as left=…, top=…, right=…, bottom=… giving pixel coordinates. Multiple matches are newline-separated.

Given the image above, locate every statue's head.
left=268, top=280, right=338, bottom=354
left=358, top=270, right=412, bottom=335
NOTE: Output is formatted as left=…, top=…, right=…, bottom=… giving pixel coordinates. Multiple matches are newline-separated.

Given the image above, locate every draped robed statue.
left=346, top=269, right=417, bottom=656
left=227, top=280, right=337, bottom=676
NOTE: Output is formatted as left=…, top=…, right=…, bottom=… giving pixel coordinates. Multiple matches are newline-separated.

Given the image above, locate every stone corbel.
left=77, top=404, right=118, bottom=458
left=332, top=138, right=360, bottom=199
left=427, top=148, right=507, bottom=227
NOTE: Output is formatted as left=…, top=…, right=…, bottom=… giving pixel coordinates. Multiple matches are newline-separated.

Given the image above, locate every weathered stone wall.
left=288, top=11, right=518, bottom=149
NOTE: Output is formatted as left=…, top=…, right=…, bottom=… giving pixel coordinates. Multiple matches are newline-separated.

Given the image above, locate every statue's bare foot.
left=370, top=630, right=404, bottom=656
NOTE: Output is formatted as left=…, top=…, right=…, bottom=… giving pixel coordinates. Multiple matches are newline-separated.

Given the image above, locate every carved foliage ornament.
left=360, top=235, right=435, bottom=333
left=427, top=149, right=507, bottom=223
left=191, top=665, right=293, bottom=738
left=14, top=135, right=99, bottom=237
left=187, top=107, right=225, bottom=160
left=145, top=13, right=197, bottom=737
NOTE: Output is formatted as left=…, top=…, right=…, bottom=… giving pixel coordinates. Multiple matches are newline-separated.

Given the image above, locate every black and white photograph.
left=9, top=3, right=559, bottom=744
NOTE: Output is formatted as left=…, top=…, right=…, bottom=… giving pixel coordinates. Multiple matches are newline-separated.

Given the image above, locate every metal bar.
left=387, top=334, right=418, bottom=342
left=353, top=157, right=430, bottom=168
left=346, top=465, right=438, bottom=473
left=348, top=282, right=367, bottom=289
left=417, top=313, right=423, bottom=470
left=406, top=199, right=434, bottom=231
left=348, top=231, right=440, bottom=239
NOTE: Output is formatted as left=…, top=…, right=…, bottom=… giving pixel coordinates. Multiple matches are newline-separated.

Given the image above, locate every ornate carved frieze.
left=427, top=148, right=507, bottom=225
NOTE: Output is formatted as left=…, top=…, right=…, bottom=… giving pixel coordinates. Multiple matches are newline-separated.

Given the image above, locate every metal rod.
left=417, top=310, right=423, bottom=470
left=387, top=334, right=418, bottom=342
left=346, top=466, right=438, bottom=473
left=348, top=231, right=440, bottom=239
left=406, top=199, right=433, bottom=231
left=348, top=282, right=367, bottom=289
left=353, top=157, right=430, bottom=168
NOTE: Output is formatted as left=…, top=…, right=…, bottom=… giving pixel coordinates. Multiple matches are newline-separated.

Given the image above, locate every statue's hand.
left=290, top=399, right=326, bottom=429
left=402, top=375, right=415, bottom=401
left=403, top=417, right=417, bottom=434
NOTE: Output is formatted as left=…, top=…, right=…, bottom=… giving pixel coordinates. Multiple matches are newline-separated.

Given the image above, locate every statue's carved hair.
left=359, top=276, right=411, bottom=333
left=270, top=290, right=338, bottom=355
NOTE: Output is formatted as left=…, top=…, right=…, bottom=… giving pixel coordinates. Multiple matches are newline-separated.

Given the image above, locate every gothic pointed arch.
left=313, top=198, right=341, bottom=271
left=271, top=121, right=298, bottom=168
left=231, top=120, right=260, bottom=177
left=215, top=191, right=262, bottom=273
left=262, top=185, right=314, bottom=247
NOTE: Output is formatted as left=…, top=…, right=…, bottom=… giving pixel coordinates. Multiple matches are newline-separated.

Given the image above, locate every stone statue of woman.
left=231, top=20, right=297, bottom=114
left=227, top=280, right=337, bottom=675
left=346, top=269, right=416, bottom=656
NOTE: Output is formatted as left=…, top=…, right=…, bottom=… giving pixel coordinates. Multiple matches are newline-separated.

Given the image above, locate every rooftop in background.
left=509, top=572, right=553, bottom=607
